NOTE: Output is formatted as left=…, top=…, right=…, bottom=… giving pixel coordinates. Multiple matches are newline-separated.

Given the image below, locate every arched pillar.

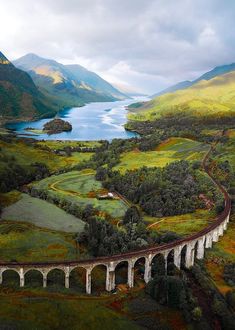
left=196, top=236, right=205, bottom=260
left=205, top=234, right=213, bottom=248
left=106, top=262, right=115, bottom=292
left=65, top=266, right=70, bottom=289
left=173, top=246, right=182, bottom=269
left=223, top=220, right=228, bottom=231
left=43, top=272, right=47, bottom=288
left=218, top=224, right=224, bottom=237
left=0, top=268, right=7, bottom=284
left=223, top=213, right=230, bottom=230
left=19, top=268, right=24, bottom=287
left=144, top=255, right=152, bottom=284
left=127, top=259, right=135, bottom=288
left=185, top=243, right=195, bottom=268
left=37, top=268, right=51, bottom=288
left=86, top=267, right=92, bottom=294
left=212, top=229, right=219, bottom=242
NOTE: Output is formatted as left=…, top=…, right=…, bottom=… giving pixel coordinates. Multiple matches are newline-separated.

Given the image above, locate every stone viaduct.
left=0, top=144, right=231, bottom=294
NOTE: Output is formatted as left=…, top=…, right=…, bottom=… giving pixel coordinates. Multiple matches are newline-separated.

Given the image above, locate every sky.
left=0, top=0, right=235, bottom=94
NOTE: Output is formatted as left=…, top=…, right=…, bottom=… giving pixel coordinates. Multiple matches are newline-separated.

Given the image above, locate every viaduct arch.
left=0, top=143, right=231, bottom=294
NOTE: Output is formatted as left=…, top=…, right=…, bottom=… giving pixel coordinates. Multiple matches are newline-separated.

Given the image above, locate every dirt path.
left=147, top=219, right=165, bottom=229
left=48, top=171, right=94, bottom=196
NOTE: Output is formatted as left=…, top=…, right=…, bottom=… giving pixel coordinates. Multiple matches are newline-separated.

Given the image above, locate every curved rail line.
left=0, top=137, right=231, bottom=269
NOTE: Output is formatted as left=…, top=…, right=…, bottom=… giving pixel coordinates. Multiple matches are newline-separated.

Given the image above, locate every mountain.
left=128, top=70, right=235, bottom=122
left=152, top=62, right=235, bottom=98
left=66, top=64, right=126, bottom=99
left=0, top=51, right=56, bottom=121
left=194, top=63, right=235, bottom=83
left=152, top=81, right=192, bottom=98
left=13, top=54, right=126, bottom=108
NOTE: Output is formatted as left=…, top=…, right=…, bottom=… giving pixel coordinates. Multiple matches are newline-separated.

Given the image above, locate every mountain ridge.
left=13, top=53, right=126, bottom=108
left=0, top=52, right=57, bottom=121
left=128, top=70, right=235, bottom=122
left=152, top=62, right=235, bottom=98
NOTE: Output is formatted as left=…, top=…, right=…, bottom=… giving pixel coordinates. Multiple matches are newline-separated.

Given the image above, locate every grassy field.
left=145, top=209, right=216, bottom=236
left=37, top=140, right=101, bottom=151
left=1, top=194, right=85, bottom=233
left=0, top=221, right=81, bottom=262
left=115, top=137, right=208, bottom=173
left=49, top=170, right=102, bottom=195
left=0, top=291, right=140, bottom=330
left=32, top=170, right=128, bottom=218
left=0, top=285, right=187, bottom=330
left=0, top=139, right=93, bottom=172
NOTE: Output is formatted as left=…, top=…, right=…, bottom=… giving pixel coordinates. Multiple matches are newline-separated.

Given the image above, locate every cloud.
left=0, top=0, right=235, bottom=93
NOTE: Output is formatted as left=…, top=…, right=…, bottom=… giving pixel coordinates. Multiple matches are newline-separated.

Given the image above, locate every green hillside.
left=129, top=71, right=235, bottom=122
left=152, top=62, right=235, bottom=98
left=13, top=54, right=126, bottom=108
left=0, top=51, right=56, bottom=121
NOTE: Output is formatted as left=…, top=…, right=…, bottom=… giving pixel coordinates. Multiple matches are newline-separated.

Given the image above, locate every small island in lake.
left=43, top=118, right=72, bottom=135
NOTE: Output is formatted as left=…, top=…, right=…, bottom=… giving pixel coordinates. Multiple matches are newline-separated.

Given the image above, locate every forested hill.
left=0, top=51, right=57, bottom=121
left=13, top=53, right=126, bottom=109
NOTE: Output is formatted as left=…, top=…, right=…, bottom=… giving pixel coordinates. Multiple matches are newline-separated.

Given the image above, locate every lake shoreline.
left=5, top=97, right=148, bottom=141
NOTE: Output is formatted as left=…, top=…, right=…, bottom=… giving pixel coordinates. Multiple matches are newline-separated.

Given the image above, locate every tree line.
left=98, top=160, right=219, bottom=217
